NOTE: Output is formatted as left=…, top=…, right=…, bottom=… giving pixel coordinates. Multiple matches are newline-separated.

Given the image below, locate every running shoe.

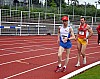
left=75, top=63, right=80, bottom=67
left=61, top=67, right=66, bottom=72
left=55, top=66, right=61, bottom=72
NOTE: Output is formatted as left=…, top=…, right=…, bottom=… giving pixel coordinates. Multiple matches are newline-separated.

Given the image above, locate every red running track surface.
left=0, top=35, right=99, bottom=79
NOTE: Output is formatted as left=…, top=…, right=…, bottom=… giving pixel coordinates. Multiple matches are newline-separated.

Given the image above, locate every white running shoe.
left=75, top=63, right=80, bottom=67
left=83, top=57, right=86, bottom=64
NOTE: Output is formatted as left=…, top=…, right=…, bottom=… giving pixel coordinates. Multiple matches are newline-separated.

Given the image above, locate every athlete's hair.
left=80, top=17, right=86, bottom=20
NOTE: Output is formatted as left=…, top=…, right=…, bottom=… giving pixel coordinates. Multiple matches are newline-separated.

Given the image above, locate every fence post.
left=38, top=12, right=40, bottom=35
left=10, top=4, right=11, bottom=17
left=68, top=15, right=70, bottom=25
left=53, top=14, right=55, bottom=35
left=20, top=11, right=22, bottom=36
left=45, top=13, right=46, bottom=19
left=0, top=9, right=1, bottom=35
left=91, top=17, right=93, bottom=28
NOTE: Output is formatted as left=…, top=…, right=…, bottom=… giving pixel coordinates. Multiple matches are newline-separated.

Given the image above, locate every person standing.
left=55, top=16, right=75, bottom=72
left=75, top=17, right=93, bottom=67
left=96, top=24, right=100, bottom=45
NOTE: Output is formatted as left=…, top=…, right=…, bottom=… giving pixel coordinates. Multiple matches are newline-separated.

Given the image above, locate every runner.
left=96, top=24, right=100, bottom=45
left=55, top=16, right=75, bottom=72
left=75, top=17, right=93, bottom=67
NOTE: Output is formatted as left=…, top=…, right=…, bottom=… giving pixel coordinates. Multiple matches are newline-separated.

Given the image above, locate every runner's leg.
left=81, top=44, right=87, bottom=64
left=58, top=46, right=64, bottom=66
left=75, top=41, right=82, bottom=66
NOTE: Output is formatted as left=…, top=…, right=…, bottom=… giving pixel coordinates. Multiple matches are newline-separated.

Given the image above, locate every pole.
left=54, top=14, right=55, bottom=35
left=84, top=2, right=86, bottom=16
left=29, top=0, right=30, bottom=18
left=95, top=2, right=97, bottom=22
left=20, top=11, right=22, bottom=36
left=38, top=12, right=40, bottom=35
left=31, top=0, right=32, bottom=6
left=60, top=0, right=61, bottom=19
left=16, top=3, right=17, bottom=11
left=46, top=0, right=47, bottom=12
left=10, top=4, right=11, bottom=17
left=72, top=2, right=74, bottom=20
left=91, top=17, right=93, bottom=28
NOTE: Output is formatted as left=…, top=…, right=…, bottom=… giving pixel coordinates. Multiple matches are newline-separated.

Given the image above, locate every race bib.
left=79, top=31, right=84, bottom=35
left=61, top=35, right=68, bottom=43
left=61, top=34, right=68, bottom=40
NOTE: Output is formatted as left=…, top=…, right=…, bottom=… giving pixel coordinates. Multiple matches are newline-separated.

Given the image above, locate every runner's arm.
left=75, top=28, right=79, bottom=40
left=68, top=28, right=75, bottom=40
left=57, top=27, right=60, bottom=43
left=87, top=25, right=93, bottom=39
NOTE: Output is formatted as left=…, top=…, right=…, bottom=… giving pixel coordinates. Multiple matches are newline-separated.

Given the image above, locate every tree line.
left=0, top=0, right=100, bottom=17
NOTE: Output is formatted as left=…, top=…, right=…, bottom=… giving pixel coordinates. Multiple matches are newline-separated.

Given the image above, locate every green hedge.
left=0, top=5, right=100, bottom=17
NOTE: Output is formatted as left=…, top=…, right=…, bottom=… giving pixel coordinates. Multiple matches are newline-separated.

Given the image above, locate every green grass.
left=71, top=65, right=100, bottom=79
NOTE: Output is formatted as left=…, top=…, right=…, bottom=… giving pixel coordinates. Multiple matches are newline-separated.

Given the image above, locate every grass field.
left=71, top=65, right=100, bottom=79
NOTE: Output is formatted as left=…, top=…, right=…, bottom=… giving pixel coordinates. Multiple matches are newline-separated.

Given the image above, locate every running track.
left=0, top=35, right=99, bottom=79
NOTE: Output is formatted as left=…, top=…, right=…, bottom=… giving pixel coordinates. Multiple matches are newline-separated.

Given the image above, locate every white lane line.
left=15, top=60, right=30, bottom=65
left=0, top=44, right=99, bottom=57
left=0, top=42, right=97, bottom=56
left=0, top=37, right=56, bottom=41
left=0, top=48, right=77, bottom=66
left=4, top=51, right=99, bottom=79
left=0, top=38, right=56, bottom=43
left=59, top=61, right=100, bottom=79
left=0, top=45, right=99, bottom=66
left=0, top=42, right=58, bottom=51
left=0, top=52, right=57, bottom=66
left=0, top=47, right=58, bottom=57
left=4, top=56, right=77, bottom=79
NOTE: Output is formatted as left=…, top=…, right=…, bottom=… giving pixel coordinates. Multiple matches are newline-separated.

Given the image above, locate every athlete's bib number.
left=61, top=35, right=68, bottom=43
left=79, top=31, right=84, bottom=35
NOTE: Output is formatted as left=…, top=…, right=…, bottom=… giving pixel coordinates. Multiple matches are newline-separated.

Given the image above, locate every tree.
left=50, top=0, right=57, bottom=7
left=45, top=0, right=66, bottom=8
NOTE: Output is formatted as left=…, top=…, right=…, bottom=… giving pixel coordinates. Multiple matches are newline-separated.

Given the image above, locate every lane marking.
left=0, top=45, right=100, bottom=66
left=0, top=52, right=57, bottom=66
left=0, top=47, right=58, bottom=57
left=3, top=52, right=100, bottom=79
left=4, top=56, right=76, bottom=79
left=0, top=43, right=98, bottom=57
left=0, top=46, right=100, bottom=66
left=15, top=60, right=30, bottom=65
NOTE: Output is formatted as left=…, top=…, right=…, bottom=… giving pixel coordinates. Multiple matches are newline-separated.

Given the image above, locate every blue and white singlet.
left=59, top=25, right=72, bottom=49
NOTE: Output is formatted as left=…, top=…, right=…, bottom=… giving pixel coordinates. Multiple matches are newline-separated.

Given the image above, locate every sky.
left=65, top=0, right=100, bottom=9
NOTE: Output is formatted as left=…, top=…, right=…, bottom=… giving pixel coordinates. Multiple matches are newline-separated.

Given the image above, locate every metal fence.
left=0, top=9, right=99, bottom=35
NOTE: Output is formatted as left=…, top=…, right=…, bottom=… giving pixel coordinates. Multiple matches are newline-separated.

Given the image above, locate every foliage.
left=0, top=0, right=100, bottom=17
left=45, top=0, right=66, bottom=8
left=50, top=0, right=57, bottom=8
